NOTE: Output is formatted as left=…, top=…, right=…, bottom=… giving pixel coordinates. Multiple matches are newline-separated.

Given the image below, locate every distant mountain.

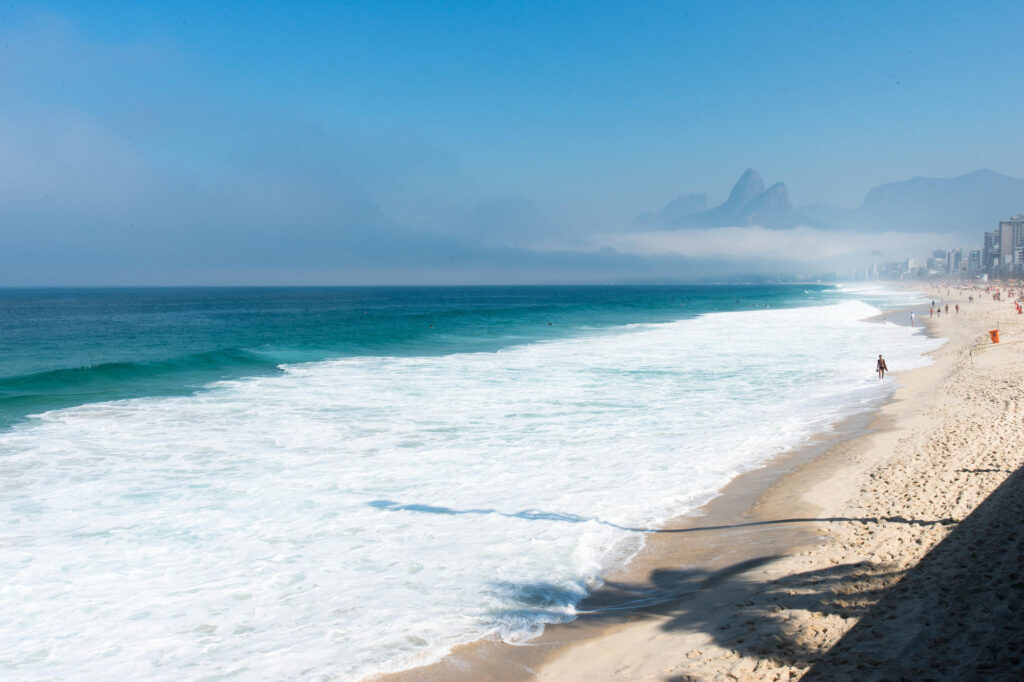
left=847, top=169, right=1024, bottom=232
left=636, top=168, right=1024, bottom=233
left=740, top=181, right=800, bottom=228
left=702, top=167, right=767, bottom=225
left=798, top=203, right=855, bottom=228
left=632, top=193, right=707, bottom=230
left=640, top=169, right=803, bottom=229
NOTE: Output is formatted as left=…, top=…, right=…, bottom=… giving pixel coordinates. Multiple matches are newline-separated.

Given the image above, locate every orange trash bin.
left=989, top=329, right=1000, bottom=343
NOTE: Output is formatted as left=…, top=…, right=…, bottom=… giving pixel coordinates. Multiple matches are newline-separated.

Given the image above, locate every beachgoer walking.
left=945, top=304, right=949, bottom=315
left=910, top=312, right=915, bottom=327
left=955, top=303, right=960, bottom=315
left=877, top=355, right=888, bottom=379
left=930, top=307, right=934, bottom=318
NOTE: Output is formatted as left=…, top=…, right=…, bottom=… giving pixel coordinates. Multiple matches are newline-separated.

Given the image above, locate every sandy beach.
left=379, top=284, right=1024, bottom=681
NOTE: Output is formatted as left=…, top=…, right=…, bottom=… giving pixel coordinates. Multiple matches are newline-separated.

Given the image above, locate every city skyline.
left=875, top=213, right=1024, bottom=282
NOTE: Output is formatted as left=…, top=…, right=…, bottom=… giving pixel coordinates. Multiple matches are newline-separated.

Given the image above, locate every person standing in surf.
left=877, top=354, right=888, bottom=379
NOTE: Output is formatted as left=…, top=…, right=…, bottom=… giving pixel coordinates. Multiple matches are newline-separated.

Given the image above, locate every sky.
left=2, top=0, right=1023, bottom=284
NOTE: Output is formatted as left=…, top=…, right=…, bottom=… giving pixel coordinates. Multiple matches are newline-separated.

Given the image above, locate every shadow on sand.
left=801, top=465, right=1024, bottom=681
left=490, top=557, right=904, bottom=676
left=481, top=468, right=1024, bottom=680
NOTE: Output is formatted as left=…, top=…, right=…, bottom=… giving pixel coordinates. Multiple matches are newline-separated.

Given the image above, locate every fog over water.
left=1, top=2, right=1022, bottom=284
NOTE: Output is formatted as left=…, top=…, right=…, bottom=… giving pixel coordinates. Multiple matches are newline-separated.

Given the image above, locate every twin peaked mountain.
left=635, top=167, right=1024, bottom=233
left=635, top=169, right=800, bottom=230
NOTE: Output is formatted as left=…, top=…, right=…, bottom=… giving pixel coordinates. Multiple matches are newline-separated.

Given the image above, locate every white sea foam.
left=0, top=295, right=942, bottom=680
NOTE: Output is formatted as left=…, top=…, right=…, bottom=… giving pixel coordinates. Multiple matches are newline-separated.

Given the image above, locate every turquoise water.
left=1, top=285, right=838, bottom=429
left=0, top=284, right=939, bottom=680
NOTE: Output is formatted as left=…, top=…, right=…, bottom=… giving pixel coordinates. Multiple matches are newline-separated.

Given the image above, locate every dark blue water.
left=0, top=285, right=835, bottom=429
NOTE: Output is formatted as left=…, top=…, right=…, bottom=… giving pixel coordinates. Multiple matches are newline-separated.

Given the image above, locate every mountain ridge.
left=636, top=168, right=1024, bottom=233
left=635, top=169, right=803, bottom=230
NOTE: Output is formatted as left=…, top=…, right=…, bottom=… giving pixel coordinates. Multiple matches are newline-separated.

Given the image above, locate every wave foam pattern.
left=0, top=299, right=942, bottom=680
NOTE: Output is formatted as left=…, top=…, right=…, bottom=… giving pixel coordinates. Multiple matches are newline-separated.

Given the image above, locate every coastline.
left=526, top=285, right=1024, bottom=680
left=4, top=285, right=943, bottom=681
left=371, top=288, right=949, bottom=681
left=375, top=406, right=889, bottom=682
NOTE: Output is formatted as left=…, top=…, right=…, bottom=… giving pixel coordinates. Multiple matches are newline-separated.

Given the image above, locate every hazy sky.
left=2, top=1, right=1023, bottom=284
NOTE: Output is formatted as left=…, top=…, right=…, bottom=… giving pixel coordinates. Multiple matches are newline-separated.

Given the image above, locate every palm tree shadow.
left=376, top=495, right=1024, bottom=676
left=487, top=465, right=1024, bottom=680
left=490, top=557, right=904, bottom=672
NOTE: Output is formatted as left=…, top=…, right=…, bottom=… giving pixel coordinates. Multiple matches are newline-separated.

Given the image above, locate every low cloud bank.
left=589, top=226, right=962, bottom=266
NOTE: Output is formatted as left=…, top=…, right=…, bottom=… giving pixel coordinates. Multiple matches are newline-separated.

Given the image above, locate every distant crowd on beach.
left=921, top=280, right=1024, bottom=330
left=921, top=281, right=1024, bottom=318
left=880, top=280, right=1024, bottom=380
left=930, top=281, right=1024, bottom=310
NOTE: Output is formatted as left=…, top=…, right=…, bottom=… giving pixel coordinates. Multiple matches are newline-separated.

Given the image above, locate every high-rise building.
left=968, top=249, right=982, bottom=275
left=998, top=216, right=1024, bottom=272
left=948, top=248, right=963, bottom=275
left=985, top=229, right=1001, bottom=270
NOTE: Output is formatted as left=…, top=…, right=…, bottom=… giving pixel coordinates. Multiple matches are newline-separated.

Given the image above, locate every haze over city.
left=3, top=0, right=1024, bottom=284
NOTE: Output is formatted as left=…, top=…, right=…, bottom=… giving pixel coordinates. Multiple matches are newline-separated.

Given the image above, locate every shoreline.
left=528, top=285, right=1024, bottom=680
left=375, top=407, right=889, bottom=682
left=371, top=288, right=942, bottom=681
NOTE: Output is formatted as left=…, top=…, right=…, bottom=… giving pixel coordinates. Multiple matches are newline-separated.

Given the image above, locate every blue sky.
left=2, top=1, right=1023, bottom=283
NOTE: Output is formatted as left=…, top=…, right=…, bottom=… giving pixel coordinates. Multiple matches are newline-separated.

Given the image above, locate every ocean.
left=0, top=284, right=941, bottom=680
